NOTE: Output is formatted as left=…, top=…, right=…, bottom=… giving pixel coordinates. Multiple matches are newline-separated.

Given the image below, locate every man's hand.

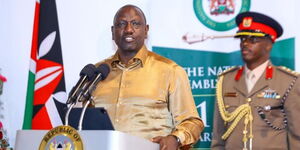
left=152, top=135, right=180, bottom=150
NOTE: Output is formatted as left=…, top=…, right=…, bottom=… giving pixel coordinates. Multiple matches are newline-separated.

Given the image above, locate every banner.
left=23, top=0, right=67, bottom=129
left=151, top=0, right=295, bottom=149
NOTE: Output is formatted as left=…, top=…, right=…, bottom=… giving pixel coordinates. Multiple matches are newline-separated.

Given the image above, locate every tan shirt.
left=245, top=60, right=269, bottom=92
left=93, top=45, right=204, bottom=146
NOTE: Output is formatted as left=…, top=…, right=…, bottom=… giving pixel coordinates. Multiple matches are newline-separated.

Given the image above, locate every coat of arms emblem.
left=210, top=0, right=235, bottom=15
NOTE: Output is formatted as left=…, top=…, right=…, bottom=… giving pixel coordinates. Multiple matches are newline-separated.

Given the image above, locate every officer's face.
left=240, top=36, right=273, bottom=65
left=112, top=6, right=149, bottom=52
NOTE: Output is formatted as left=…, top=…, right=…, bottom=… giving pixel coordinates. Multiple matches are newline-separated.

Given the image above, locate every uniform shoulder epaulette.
left=218, top=66, right=239, bottom=77
left=277, top=66, right=299, bottom=77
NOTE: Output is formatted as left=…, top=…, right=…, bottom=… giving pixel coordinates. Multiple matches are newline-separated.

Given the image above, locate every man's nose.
left=240, top=41, right=249, bottom=49
left=125, top=23, right=134, bottom=34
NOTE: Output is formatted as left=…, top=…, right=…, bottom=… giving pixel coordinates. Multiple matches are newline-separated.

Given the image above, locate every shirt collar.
left=245, top=60, right=270, bottom=78
left=111, top=45, right=148, bottom=68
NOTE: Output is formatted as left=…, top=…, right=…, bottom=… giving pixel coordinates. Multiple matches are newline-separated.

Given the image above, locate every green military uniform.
left=211, top=65, right=300, bottom=150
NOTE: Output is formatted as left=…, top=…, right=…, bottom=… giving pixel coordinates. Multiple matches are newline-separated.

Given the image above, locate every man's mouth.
left=124, top=36, right=134, bottom=42
left=241, top=48, right=251, bottom=55
left=242, top=50, right=249, bottom=55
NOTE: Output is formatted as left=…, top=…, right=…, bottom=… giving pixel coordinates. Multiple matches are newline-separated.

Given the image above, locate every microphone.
left=77, top=63, right=110, bottom=131
left=65, top=64, right=97, bottom=126
left=66, top=64, right=96, bottom=104
left=79, top=63, right=110, bottom=102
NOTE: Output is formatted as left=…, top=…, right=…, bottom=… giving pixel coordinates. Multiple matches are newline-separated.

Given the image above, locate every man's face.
left=240, top=36, right=273, bottom=64
left=112, top=7, right=149, bottom=52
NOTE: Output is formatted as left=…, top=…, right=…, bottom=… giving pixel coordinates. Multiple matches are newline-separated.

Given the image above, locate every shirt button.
left=115, top=119, right=119, bottom=122
left=247, top=98, right=252, bottom=102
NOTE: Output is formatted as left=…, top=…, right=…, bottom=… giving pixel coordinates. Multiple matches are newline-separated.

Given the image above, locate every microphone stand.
left=64, top=86, right=87, bottom=126
left=78, top=97, right=94, bottom=131
left=64, top=102, right=76, bottom=126
left=76, top=64, right=110, bottom=130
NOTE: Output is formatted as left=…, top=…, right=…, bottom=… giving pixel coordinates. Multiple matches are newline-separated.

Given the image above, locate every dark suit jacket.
left=211, top=64, right=300, bottom=150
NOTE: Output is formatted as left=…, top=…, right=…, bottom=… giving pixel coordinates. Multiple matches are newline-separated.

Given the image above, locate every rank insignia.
left=257, top=88, right=280, bottom=99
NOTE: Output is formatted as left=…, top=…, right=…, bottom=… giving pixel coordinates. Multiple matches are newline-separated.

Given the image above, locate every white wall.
left=0, top=0, right=35, bottom=147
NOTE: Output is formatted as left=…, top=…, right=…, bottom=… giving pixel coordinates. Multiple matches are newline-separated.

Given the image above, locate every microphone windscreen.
left=80, top=64, right=96, bottom=80
left=96, top=64, right=110, bottom=80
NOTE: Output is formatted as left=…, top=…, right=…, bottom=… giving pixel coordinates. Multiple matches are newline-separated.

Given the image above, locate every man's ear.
left=266, top=40, right=273, bottom=52
left=145, top=24, right=149, bottom=38
left=111, top=26, right=114, bottom=40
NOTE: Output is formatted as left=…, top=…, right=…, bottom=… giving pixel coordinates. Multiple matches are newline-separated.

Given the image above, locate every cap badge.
left=242, top=17, right=253, bottom=28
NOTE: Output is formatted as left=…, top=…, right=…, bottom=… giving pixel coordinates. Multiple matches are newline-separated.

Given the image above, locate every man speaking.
left=91, top=5, right=204, bottom=150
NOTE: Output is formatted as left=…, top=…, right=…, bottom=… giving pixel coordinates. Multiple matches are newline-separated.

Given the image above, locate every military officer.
left=211, top=11, right=300, bottom=150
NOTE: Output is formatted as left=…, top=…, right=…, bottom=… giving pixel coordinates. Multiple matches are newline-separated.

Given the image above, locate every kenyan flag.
left=23, top=0, right=67, bottom=129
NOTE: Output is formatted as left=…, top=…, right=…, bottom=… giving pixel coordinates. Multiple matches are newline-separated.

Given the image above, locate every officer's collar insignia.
left=235, top=65, right=274, bottom=81
left=257, top=88, right=280, bottom=99
left=234, top=66, right=244, bottom=81
left=265, top=65, right=273, bottom=79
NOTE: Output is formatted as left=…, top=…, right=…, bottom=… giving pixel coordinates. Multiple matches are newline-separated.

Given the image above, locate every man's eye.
left=132, top=21, right=141, bottom=26
left=249, top=37, right=257, bottom=43
left=116, top=22, right=126, bottom=27
left=131, top=21, right=142, bottom=28
left=240, top=37, right=247, bottom=42
left=240, top=36, right=261, bottom=43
